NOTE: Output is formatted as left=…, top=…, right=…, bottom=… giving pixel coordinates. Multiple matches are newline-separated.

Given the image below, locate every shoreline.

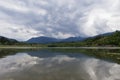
left=0, top=46, right=120, bottom=49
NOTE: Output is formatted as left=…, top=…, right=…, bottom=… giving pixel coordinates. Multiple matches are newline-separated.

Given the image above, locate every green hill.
left=0, top=36, right=46, bottom=47
left=48, top=31, right=120, bottom=47
left=0, top=36, right=18, bottom=45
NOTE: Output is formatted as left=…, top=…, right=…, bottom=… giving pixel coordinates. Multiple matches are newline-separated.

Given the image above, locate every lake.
left=0, top=48, right=120, bottom=80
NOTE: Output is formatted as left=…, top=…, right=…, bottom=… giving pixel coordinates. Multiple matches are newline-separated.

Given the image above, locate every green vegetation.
left=0, top=36, right=18, bottom=45
left=48, top=31, right=120, bottom=47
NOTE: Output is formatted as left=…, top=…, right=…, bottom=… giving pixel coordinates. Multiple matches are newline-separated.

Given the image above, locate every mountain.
left=26, top=36, right=60, bottom=44
left=26, top=36, right=86, bottom=44
left=48, top=30, right=120, bottom=47
left=0, top=36, right=18, bottom=45
left=93, top=31, right=114, bottom=38
left=61, top=37, right=85, bottom=42
left=83, top=30, right=120, bottom=46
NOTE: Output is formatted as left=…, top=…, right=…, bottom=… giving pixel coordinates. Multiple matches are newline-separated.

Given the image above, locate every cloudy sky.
left=0, top=0, right=120, bottom=41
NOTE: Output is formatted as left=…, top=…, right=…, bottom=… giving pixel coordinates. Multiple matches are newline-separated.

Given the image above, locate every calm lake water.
left=0, top=48, right=120, bottom=80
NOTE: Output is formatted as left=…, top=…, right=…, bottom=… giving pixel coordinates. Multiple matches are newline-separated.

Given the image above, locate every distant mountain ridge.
left=47, top=30, right=120, bottom=47
left=26, top=31, right=115, bottom=44
left=26, top=36, right=85, bottom=44
left=26, top=31, right=116, bottom=44
left=26, top=36, right=60, bottom=44
left=0, top=31, right=118, bottom=46
left=61, top=37, right=85, bottom=42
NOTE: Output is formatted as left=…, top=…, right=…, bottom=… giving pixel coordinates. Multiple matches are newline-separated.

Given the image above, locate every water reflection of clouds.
left=82, top=58, right=120, bottom=80
left=0, top=53, right=39, bottom=74
left=0, top=53, right=120, bottom=80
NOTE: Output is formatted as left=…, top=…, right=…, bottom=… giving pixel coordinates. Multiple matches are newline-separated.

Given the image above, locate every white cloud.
left=0, top=0, right=29, bottom=13
left=0, top=0, right=120, bottom=40
left=52, top=32, right=75, bottom=39
left=0, top=20, right=42, bottom=41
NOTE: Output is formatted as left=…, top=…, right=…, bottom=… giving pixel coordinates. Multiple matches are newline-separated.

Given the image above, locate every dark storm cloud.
left=0, top=0, right=120, bottom=40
